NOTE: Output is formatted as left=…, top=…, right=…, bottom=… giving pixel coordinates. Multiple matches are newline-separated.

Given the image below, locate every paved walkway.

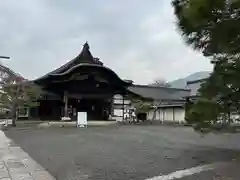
left=38, top=120, right=118, bottom=128
left=0, top=131, right=55, bottom=180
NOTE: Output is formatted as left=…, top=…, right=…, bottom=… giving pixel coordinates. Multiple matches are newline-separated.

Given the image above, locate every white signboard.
left=77, top=112, right=87, bottom=127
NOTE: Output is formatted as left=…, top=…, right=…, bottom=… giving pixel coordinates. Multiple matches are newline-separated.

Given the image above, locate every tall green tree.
left=173, top=0, right=240, bottom=57
left=185, top=55, right=240, bottom=128
left=173, top=0, right=240, bottom=129
left=187, top=98, right=221, bottom=127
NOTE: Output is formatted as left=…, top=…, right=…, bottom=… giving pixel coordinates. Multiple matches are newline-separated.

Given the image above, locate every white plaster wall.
left=147, top=111, right=154, bottom=120
left=114, top=94, right=122, bottom=99
left=148, top=109, right=159, bottom=121
left=174, top=108, right=185, bottom=123
left=112, top=94, right=132, bottom=122
left=159, top=109, right=164, bottom=121
left=164, top=108, right=172, bottom=121
left=113, top=109, right=123, bottom=116
left=147, top=107, right=186, bottom=123
left=113, top=94, right=131, bottom=104
left=112, top=109, right=123, bottom=121
left=156, top=110, right=160, bottom=120
left=114, top=99, right=131, bottom=104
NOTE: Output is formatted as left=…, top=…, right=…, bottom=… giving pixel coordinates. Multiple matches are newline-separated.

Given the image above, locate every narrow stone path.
left=0, top=131, right=55, bottom=180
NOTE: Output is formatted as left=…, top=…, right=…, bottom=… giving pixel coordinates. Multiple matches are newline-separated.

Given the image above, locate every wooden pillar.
left=122, top=95, right=125, bottom=121
left=111, top=96, right=115, bottom=118
left=162, top=108, right=165, bottom=124
left=64, top=91, right=69, bottom=117
left=173, top=107, right=175, bottom=123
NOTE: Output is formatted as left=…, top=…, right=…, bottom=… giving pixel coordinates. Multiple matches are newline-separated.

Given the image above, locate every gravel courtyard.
left=4, top=125, right=240, bottom=180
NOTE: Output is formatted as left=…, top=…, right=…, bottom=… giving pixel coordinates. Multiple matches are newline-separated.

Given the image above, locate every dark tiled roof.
left=157, top=103, right=185, bottom=107
left=35, top=42, right=103, bottom=81
left=186, top=78, right=208, bottom=85
left=127, top=84, right=190, bottom=101
left=33, top=42, right=132, bottom=89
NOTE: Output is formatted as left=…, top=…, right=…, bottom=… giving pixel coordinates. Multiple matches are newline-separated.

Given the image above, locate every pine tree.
left=173, top=0, right=240, bottom=130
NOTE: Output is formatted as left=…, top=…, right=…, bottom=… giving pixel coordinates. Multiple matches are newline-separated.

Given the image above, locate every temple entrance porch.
left=65, top=97, right=112, bottom=121
left=37, top=96, right=112, bottom=121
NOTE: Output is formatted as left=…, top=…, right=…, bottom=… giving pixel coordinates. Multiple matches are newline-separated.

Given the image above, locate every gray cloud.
left=0, top=0, right=212, bottom=84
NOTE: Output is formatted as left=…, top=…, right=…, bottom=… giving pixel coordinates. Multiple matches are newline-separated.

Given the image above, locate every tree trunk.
left=152, top=108, right=157, bottom=121
left=11, top=85, right=21, bottom=126
left=228, top=111, right=231, bottom=124
left=11, top=104, right=17, bottom=127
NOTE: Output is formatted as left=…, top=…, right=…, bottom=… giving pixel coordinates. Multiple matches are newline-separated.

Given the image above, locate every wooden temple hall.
left=31, top=42, right=139, bottom=121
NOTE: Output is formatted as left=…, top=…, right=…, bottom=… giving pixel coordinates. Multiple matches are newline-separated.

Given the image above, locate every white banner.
left=77, top=112, right=87, bottom=127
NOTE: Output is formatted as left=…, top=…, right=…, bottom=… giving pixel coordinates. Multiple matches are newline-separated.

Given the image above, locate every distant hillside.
left=169, top=71, right=210, bottom=89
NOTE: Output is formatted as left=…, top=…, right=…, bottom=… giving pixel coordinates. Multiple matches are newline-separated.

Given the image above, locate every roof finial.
left=83, top=41, right=89, bottom=50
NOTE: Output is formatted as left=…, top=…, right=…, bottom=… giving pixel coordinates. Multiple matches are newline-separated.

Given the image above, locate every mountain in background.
left=169, top=71, right=211, bottom=89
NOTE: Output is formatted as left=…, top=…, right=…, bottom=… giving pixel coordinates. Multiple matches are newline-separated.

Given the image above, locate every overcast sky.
left=0, top=0, right=212, bottom=84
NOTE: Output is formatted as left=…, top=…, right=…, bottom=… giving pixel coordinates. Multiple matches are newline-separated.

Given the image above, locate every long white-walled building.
left=146, top=79, right=206, bottom=123
left=112, top=84, right=191, bottom=123
left=112, top=78, right=240, bottom=125
left=147, top=105, right=186, bottom=123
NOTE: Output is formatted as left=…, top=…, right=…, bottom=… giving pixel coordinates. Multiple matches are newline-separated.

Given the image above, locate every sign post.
left=77, top=112, right=87, bottom=128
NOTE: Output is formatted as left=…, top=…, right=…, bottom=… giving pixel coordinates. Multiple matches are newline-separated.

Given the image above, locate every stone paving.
left=5, top=126, right=240, bottom=180
left=0, top=131, right=55, bottom=180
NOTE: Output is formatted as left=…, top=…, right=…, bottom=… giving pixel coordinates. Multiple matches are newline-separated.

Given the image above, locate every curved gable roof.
left=35, top=42, right=101, bottom=81
left=34, top=42, right=131, bottom=88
